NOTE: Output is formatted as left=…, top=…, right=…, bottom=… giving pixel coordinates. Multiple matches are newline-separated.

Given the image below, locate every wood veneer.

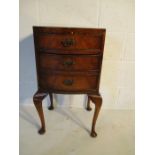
left=33, top=26, right=106, bottom=137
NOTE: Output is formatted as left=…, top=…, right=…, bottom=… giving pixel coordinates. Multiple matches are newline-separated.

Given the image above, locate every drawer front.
left=39, top=72, right=99, bottom=92
left=39, top=54, right=101, bottom=71
left=37, top=34, right=102, bottom=51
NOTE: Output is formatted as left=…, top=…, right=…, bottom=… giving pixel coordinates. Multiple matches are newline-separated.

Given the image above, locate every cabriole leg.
left=86, top=95, right=92, bottom=111
left=48, top=93, right=54, bottom=110
left=33, top=91, right=48, bottom=134
left=88, top=94, right=102, bottom=137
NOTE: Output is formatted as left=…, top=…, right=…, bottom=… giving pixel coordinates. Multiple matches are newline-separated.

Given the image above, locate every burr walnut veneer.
left=33, top=26, right=106, bottom=137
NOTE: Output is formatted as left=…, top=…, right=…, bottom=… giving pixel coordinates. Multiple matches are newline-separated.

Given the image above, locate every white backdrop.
left=19, top=0, right=134, bottom=109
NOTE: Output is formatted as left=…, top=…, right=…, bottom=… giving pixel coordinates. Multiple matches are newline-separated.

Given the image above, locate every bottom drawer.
left=39, top=72, right=99, bottom=92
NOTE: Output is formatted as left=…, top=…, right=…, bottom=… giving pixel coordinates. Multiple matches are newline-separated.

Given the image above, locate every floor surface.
left=19, top=105, right=134, bottom=155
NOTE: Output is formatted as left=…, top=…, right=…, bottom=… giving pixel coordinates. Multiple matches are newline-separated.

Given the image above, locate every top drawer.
left=38, top=34, right=102, bottom=50
left=33, top=27, right=106, bottom=54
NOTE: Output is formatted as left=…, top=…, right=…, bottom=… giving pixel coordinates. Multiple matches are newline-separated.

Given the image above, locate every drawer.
left=37, top=34, right=102, bottom=51
left=39, top=53, right=101, bottom=71
left=39, top=72, right=99, bottom=92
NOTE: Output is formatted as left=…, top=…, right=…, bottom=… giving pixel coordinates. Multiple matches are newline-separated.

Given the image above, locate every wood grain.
left=33, top=26, right=106, bottom=137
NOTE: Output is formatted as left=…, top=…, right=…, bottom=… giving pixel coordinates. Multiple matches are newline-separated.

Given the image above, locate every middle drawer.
left=39, top=53, right=101, bottom=71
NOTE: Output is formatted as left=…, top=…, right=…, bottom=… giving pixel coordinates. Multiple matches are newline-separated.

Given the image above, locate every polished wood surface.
left=33, top=91, right=48, bottom=134
left=39, top=72, right=99, bottom=92
left=38, top=34, right=102, bottom=50
left=33, top=26, right=106, bottom=137
left=39, top=53, right=101, bottom=71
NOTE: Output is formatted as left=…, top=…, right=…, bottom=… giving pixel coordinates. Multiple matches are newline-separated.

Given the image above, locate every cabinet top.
left=33, top=26, right=106, bottom=34
left=33, top=26, right=106, bottom=30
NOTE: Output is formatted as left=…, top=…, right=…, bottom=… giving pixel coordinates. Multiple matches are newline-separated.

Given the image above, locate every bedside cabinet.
left=33, top=26, right=106, bottom=137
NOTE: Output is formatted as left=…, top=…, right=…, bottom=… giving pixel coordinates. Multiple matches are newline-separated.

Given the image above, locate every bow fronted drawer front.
left=39, top=53, right=102, bottom=72
left=39, top=72, right=99, bottom=93
left=38, top=34, right=102, bottom=50
left=34, top=27, right=105, bottom=55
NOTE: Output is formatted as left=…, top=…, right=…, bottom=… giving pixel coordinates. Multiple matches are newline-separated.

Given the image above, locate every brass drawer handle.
left=63, top=79, right=74, bottom=86
left=63, top=60, right=74, bottom=66
left=61, top=39, right=75, bottom=47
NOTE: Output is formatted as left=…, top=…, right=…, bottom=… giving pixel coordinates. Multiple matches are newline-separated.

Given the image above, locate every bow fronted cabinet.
left=33, top=26, right=106, bottom=137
